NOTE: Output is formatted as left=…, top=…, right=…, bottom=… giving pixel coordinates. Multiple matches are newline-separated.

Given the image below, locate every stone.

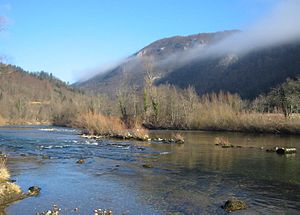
left=175, top=139, right=185, bottom=144
left=76, top=159, right=85, bottom=164
left=28, top=186, right=41, bottom=196
left=142, top=164, right=153, bottom=168
left=222, top=199, right=247, bottom=212
left=266, top=148, right=276, bottom=152
left=276, top=147, right=296, bottom=155
left=221, top=144, right=231, bottom=148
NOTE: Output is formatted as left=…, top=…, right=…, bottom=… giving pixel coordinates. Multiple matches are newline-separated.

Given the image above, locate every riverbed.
left=0, top=126, right=299, bottom=214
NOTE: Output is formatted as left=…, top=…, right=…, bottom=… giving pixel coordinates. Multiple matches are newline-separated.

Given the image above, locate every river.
left=0, top=126, right=299, bottom=214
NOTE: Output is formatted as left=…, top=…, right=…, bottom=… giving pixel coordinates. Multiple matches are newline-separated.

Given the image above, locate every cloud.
left=194, top=0, right=300, bottom=59
left=153, top=0, right=300, bottom=68
left=74, top=58, right=129, bottom=83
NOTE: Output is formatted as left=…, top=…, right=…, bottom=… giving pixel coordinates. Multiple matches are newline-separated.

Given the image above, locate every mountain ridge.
left=75, top=30, right=300, bottom=99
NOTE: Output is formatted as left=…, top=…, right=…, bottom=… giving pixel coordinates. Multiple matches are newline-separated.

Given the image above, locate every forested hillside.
left=1, top=62, right=300, bottom=134
left=159, top=43, right=300, bottom=99
left=0, top=64, right=110, bottom=125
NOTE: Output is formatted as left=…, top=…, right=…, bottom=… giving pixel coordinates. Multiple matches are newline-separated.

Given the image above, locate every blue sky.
left=0, top=0, right=280, bottom=83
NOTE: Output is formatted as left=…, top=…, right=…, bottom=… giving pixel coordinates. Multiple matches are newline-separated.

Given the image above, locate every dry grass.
left=215, top=137, right=230, bottom=145
left=188, top=93, right=300, bottom=134
left=0, top=155, right=23, bottom=206
left=0, top=168, right=9, bottom=182
left=0, top=182, right=22, bottom=196
left=0, top=114, right=6, bottom=126
left=130, top=126, right=149, bottom=140
left=0, top=181, right=23, bottom=206
left=0, top=157, right=9, bottom=182
left=73, top=112, right=149, bottom=140
left=174, top=133, right=184, bottom=142
left=73, top=112, right=126, bottom=135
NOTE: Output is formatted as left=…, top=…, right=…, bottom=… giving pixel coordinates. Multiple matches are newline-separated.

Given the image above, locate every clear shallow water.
left=0, top=126, right=299, bottom=214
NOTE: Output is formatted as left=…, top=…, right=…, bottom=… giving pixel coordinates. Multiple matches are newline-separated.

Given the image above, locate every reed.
left=0, top=114, right=6, bottom=126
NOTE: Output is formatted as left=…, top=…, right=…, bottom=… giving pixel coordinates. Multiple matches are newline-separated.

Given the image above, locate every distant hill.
left=0, top=64, right=83, bottom=124
left=75, top=30, right=300, bottom=99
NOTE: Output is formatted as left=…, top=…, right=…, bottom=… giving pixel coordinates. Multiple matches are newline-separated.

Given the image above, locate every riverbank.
left=1, top=113, right=300, bottom=136
left=145, top=113, right=300, bottom=135
left=0, top=155, right=23, bottom=207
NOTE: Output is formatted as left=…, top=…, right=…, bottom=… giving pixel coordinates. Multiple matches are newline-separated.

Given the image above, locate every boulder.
left=222, top=199, right=247, bottom=212
left=276, top=147, right=296, bottom=155
left=142, top=164, right=153, bottom=169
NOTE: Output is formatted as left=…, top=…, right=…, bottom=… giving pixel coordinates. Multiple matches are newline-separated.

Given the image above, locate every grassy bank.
left=2, top=106, right=300, bottom=136
left=72, top=112, right=149, bottom=140
left=2, top=104, right=300, bottom=136
left=144, top=113, right=300, bottom=135
left=140, top=87, right=300, bottom=135
left=188, top=112, right=300, bottom=135
left=0, top=155, right=23, bottom=206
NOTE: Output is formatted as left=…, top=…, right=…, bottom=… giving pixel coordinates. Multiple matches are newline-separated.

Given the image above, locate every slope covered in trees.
left=252, top=77, right=300, bottom=116
left=1, top=63, right=300, bottom=135
left=0, top=64, right=110, bottom=125
left=159, top=43, right=300, bottom=99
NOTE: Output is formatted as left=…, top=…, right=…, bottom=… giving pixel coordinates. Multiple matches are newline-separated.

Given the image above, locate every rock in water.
left=142, top=164, right=153, bottom=168
left=76, top=159, right=85, bottom=164
left=28, top=186, right=41, bottom=196
left=223, top=199, right=247, bottom=212
left=276, top=147, right=296, bottom=155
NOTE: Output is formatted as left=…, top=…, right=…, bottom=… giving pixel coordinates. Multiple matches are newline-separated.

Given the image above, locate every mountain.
left=75, top=30, right=238, bottom=93
left=158, top=43, right=300, bottom=98
left=76, top=30, right=300, bottom=99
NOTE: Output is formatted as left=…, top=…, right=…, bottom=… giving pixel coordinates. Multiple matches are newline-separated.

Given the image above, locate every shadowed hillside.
left=75, top=31, right=300, bottom=99
left=158, top=43, right=300, bottom=99
left=75, top=31, right=238, bottom=95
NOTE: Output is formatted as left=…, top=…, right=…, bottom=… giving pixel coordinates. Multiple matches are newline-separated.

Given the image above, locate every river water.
left=0, top=126, right=299, bottom=214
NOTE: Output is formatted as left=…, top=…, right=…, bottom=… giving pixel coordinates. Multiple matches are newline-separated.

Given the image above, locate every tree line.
left=1, top=63, right=300, bottom=134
